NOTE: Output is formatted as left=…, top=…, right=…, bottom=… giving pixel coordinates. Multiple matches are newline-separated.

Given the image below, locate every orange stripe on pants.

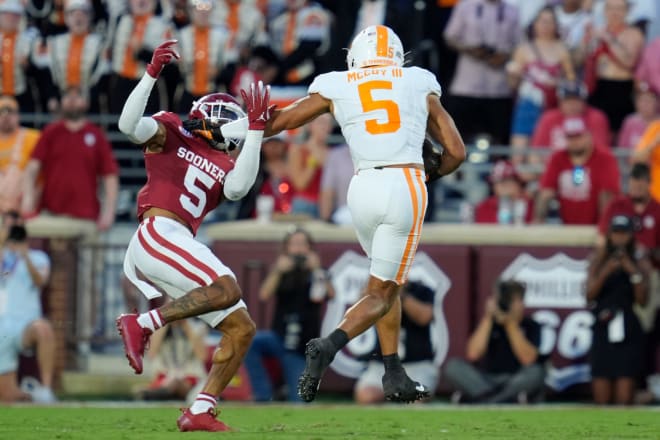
left=409, top=169, right=428, bottom=256
left=395, top=168, right=420, bottom=283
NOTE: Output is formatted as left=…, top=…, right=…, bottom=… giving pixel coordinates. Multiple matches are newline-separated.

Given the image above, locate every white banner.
left=501, top=253, right=588, bottom=309
left=323, top=251, right=451, bottom=379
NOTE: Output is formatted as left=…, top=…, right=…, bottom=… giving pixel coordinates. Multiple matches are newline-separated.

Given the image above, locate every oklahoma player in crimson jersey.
left=115, top=40, right=272, bottom=432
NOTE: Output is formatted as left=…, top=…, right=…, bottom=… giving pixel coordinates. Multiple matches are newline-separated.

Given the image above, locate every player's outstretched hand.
left=146, top=39, right=180, bottom=79
left=241, top=81, right=272, bottom=131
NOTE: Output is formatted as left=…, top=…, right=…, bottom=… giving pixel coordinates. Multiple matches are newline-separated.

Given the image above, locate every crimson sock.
left=136, top=309, right=165, bottom=332
left=189, top=392, right=217, bottom=415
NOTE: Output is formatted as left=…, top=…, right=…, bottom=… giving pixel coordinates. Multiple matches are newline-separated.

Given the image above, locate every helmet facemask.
left=186, top=95, right=246, bottom=152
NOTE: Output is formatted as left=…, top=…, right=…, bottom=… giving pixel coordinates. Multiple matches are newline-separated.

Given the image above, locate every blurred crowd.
left=0, top=0, right=659, bottom=227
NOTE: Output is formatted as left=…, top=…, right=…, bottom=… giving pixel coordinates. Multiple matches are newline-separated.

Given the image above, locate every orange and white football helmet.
left=346, top=25, right=404, bottom=70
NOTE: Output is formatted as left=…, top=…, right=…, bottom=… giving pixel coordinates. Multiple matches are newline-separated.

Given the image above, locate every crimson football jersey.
left=137, top=111, right=236, bottom=234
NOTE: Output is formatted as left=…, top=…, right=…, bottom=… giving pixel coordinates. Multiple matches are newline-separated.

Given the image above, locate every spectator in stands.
left=579, top=0, right=645, bottom=132
left=598, top=163, right=660, bottom=256
left=444, top=280, right=544, bottom=404
left=212, top=0, right=267, bottom=63
left=504, top=0, right=546, bottom=32
left=589, top=0, right=657, bottom=37
left=507, top=6, right=576, bottom=154
left=554, top=0, right=591, bottom=52
left=229, top=45, right=279, bottom=101
left=0, top=95, right=40, bottom=213
left=21, top=87, right=119, bottom=232
left=534, top=116, right=620, bottom=225
left=586, top=214, right=650, bottom=405
left=474, top=160, right=533, bottom=225
left=527, top=79, right=610, bottom=178
left=244, top=227, right=334, bottom=401
left=33, top=0, right=110, bottom=114
left=175, top=0, right=232, bottom=113
left=163, top=0, right=190, bottom=29
left=268, top=0, right=331, bottom=85
left=0, top=0, right=37, bottom=113
left=597, top=163, right=660, bottom=368
left=618, top=82, right=659, bottom=149
left=635, top=36, right=660, bottom=101
left=632, top=117, right=660, bottom=203
left=531, top=79, right=611, bottom=152
left=319, top=143, right=352, bottom=225
left=136, top=319, right=208, bottom=401
left=443, top=0, right=519, bottom=146
left=354, top=280, right=438, bottom=404
left=108, top=0, right=172, bottom=115
left=0, top=211, right=55, bottom=403
left=288, top=112, right=332, bottom=218
left=237, top=134, right=293, bottom=219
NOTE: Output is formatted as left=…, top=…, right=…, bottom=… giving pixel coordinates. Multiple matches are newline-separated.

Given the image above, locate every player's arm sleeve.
left=117, top=74, right=159, bottom=144
left=223, top=130, right=264, bottom=201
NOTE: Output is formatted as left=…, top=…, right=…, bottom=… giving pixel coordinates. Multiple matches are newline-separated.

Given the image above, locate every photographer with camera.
left=0, top=211, right=55, bottom=403
left=243, top=227, right=334, bottom=401
left=444, top=280, right=545, bottom=404
left=587, top=214, right=650, bottom=405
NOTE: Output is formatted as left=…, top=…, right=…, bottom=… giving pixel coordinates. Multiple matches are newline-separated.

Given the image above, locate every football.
left=422, top=138, right=443, bottom=183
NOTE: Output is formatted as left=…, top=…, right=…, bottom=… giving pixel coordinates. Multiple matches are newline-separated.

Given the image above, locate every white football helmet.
left=346, top=25, right=404, bottom=70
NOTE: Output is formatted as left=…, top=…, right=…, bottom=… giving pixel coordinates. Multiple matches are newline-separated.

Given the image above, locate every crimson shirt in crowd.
left=531, top=107, right=611, bottom=152
left=31, top=120, right=118, bottom=221
left=540, top=148, right=620, bottom=225
left=474, top=196, right=534, bottom=224
left=598, top=196, right=660, bottom=251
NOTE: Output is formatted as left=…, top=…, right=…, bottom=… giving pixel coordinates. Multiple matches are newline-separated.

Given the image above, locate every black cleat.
left=297, top=338, right=336, bottom=402
left=382, top=370, right=431, bottom=403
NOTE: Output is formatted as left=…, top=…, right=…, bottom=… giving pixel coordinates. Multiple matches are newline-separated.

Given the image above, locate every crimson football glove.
left=423, top=138, right=444, bottom=183
left=240, top=81, right=273, bottom=131
left=146, top=39, right=180, bottom=79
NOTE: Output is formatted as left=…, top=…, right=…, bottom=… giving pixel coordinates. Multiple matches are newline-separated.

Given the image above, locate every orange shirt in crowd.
left=0, top=128, right=40, bottom=171
left=635, top=121, right=660, bottom=202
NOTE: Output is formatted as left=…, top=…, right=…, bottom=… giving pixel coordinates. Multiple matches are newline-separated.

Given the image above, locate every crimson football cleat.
left=177, top=408, right=232, bottom=432
left=116, top=314, right=152, bottom=374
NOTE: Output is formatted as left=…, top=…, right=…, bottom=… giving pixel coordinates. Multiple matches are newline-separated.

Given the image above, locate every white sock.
left=189, top=392, right=217, bottom=415
left=136, top=310, right=164, bottom=332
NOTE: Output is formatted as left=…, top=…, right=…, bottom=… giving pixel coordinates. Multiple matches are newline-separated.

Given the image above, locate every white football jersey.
left=308, top=66, right=441, bottom=171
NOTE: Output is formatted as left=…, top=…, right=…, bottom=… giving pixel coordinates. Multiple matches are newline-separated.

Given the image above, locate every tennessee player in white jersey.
left=226, top=25, right=465, bottom=403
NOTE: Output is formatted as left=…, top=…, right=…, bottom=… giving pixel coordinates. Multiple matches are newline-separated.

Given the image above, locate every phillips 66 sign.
left=322, top=251, right=451, bottom=379
left=501, top=253, right=594, bottom=391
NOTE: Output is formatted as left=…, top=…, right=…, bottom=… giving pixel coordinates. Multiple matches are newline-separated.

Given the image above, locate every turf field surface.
left=1, top=404, right=658, bottom=440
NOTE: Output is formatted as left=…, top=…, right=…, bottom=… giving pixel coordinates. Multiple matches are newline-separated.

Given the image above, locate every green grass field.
left=1, top=405, right=658, bottom=440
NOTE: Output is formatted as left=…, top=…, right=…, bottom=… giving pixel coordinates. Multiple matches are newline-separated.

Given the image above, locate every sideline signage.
left=501, top=253, right=593, bottom=391
left=323, top=251, right=451, bottom=378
